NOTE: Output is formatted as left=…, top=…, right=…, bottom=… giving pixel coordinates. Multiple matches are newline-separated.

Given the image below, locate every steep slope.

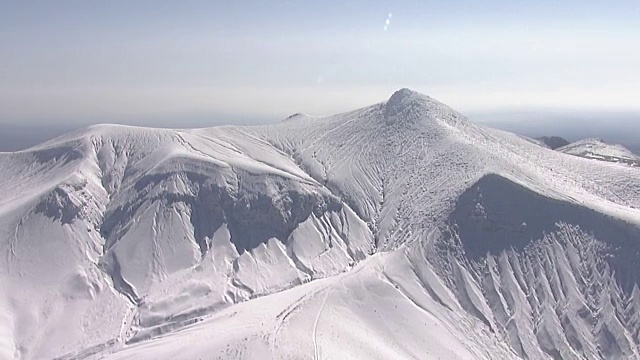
left=558, top=138, right=640, bottom=166
left=1, top=89, right=640, bottom=359
left=0, top=124, right=373, bottom=359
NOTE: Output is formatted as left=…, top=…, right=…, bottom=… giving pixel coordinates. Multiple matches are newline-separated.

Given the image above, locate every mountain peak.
left=385, top=88, right=423, bottom=115
left=388, top=87, right=419, bottom=101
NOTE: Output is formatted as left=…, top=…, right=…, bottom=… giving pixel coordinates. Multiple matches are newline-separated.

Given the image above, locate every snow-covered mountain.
left=2, top=89, right=640, bottom=360
left=558, top=138, right=640, bottom=166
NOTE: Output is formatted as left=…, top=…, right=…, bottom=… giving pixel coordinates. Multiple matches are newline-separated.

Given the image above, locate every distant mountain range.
left=535, top=135, right=639, bottom=167
left=557, top=138, right=640, bottom=166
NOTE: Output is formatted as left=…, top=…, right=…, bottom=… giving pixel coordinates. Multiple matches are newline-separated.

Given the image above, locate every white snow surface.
left=558, top=138, right=640, bottom=166
left=1, top=89, right=640, bottom=359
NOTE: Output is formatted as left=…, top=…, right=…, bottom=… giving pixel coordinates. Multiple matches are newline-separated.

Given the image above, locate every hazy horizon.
left=3, top=1, right=639, bottom=152
left=1, top=106, right=639, bottom=156
left=2, top=1, right=640, bottom=128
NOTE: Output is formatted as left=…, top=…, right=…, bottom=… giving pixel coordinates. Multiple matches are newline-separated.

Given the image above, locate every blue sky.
left=1, top=0, right=639, bottom=125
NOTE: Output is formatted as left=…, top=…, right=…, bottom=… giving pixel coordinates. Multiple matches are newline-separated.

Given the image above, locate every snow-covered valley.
left=1, top=89, right=640, bottom=359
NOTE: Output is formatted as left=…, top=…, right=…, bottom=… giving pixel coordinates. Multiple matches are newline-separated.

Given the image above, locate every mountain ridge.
left=558, top=138, right=640, bottom=166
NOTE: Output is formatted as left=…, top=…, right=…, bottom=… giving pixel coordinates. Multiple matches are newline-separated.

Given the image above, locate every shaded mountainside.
left=536, top=136, right=570, bottom=150
left=1, top=89, right=640, bottom=359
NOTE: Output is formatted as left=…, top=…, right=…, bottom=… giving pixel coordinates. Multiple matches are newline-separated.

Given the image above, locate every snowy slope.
left=1, top=89, right=640, bottom=360
left=558, top=138, right=640, bottom=166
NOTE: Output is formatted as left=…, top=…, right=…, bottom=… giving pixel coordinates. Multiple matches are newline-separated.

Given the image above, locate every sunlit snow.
left=1, top=89, right=640, bottom=359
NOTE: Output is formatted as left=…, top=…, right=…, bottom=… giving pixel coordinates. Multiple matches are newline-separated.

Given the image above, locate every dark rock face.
left=536, top=136, right=570, bottom=150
